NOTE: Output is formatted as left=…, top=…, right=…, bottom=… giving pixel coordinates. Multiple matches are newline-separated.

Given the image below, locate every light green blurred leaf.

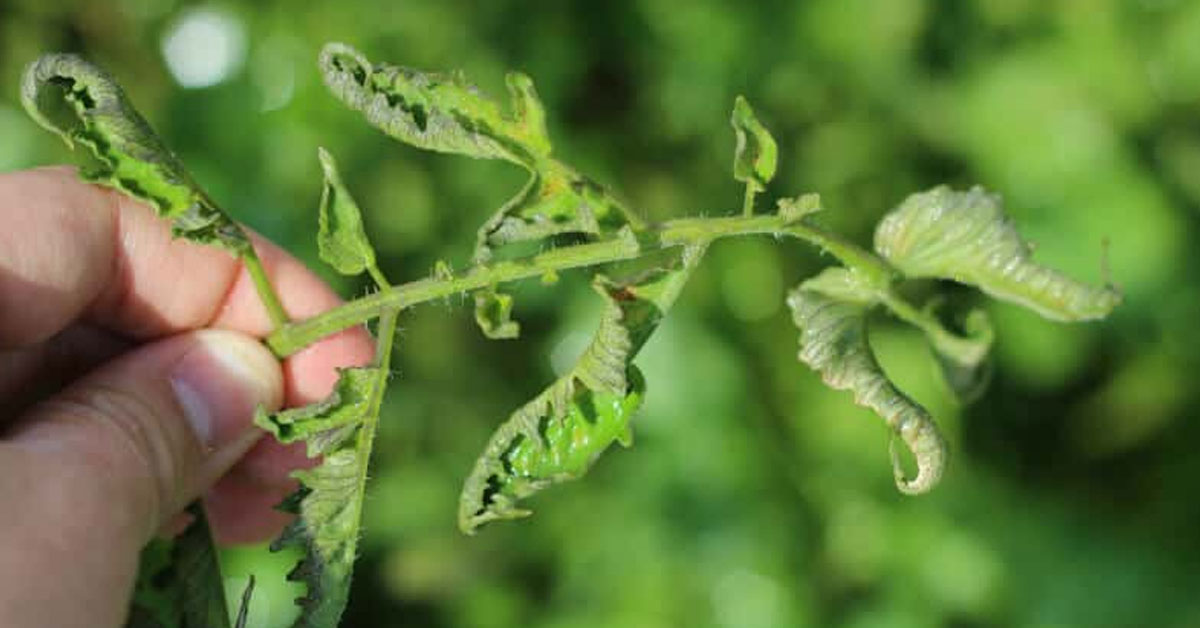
left=874, top=185, right=1120, bottom=321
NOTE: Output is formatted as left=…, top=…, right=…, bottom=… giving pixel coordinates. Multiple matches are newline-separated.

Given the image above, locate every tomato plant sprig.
left=21, top=44, right=1120, bottom=628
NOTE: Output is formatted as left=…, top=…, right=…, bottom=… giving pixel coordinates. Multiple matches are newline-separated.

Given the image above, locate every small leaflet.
left=472, top=168, right=640, bottom=263
left=473, top=289, right=521, bottom=339
left=730, top=96, right=778, bottom=194
left=316, top=147, right=379, bottom=279
left=777, top=193, right=823, bottom=224
left=788, top=269, right=947, bottom=494
left=874, top=185, right=1121, bottom=322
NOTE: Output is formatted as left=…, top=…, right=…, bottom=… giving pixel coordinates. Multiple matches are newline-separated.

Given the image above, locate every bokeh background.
left=3, top=1, right=1200, bottom=626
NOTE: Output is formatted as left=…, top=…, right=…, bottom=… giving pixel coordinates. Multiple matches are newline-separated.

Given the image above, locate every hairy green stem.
left=349, top=307, right=398, bottom=535
left=243, top=250, right=290, bottom=328
left=742, top=186, right=757, bottom=217
left=266, top=212, right=895, bottom=357
left=367, top=264, right=392, bottom=290
left=878, top=291, right=985, bottom=359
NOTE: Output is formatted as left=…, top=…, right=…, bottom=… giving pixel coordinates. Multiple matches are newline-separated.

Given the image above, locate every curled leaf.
left=874, top=185, right=1121, bottom=321
left=460, top=248, right=706, bottom=533
left=256, top=367, right=382, bottom=457
left=317, top=44, right=642, bottom=263
left=472, top=164, right=642, bottom=263
left=254, top=309, right=397, bottom=627
left=458, top=278, right=640, bottom=533
left=319, top=42, right=549, bottom=166
left=457, top=363, right=645, bottom=533
left=316, top=147, right=380, bottom=281
left=730, top=96, right=778, bottom=193
left=797, top=266, right=880, bottom=305
left=788, top=271, right=947, bottom=494
left=21, top=54, right=252, bottom=255
left=253, top=367, right=385, bottom=626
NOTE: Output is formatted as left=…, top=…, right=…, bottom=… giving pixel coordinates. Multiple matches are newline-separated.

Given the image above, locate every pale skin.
left=0, top=167, right=375, bottom=627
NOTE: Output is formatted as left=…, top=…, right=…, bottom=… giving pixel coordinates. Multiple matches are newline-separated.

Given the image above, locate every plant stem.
left=878, top=291, right=989, bottom=362
left=266, top=212, right=895, bottom=357
left=742, top=185, right=757, bottom=217
left=243, top=250, right=290, bottom=329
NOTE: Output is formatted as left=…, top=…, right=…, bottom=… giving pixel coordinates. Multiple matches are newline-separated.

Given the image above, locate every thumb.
left=0, top=329, right=282, bottom=627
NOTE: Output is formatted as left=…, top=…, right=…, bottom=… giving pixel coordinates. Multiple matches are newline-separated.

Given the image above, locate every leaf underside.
left=788, top=269, right=947, bottom=494
left=874, top=185, right=1120, bottom=322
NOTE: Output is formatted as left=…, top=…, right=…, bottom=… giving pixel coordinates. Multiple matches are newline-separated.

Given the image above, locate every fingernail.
left=169, top=330, right=284, bottom=448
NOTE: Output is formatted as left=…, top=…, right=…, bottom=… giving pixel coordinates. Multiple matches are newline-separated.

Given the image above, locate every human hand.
left=0, top=167, right=374, bottom=627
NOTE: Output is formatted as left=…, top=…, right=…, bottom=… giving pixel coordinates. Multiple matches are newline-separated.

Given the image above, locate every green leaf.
left=256, top=367, right=382, bottom=457
left=874, top=185, right=1121, bottom=321
left=255, top=311, right=398, bottom=627
left=319, top=43, right=549, bottom=166
left=20, top=54, right=252, bottom=256
left=472, top=165, right=644, bottom=263
left=317, top=43, right=643, bottom=263
left=730, top=96, right=778, bottom=194
left=797, top=266, right=880, bottom=304
left=457, top=279, right=642, bottom=533
left=803, top=267, right=994, bottom=404
left=459, top=247, right=706, bottom=533
left=316, top=147, right=379, bottom=280
left=127, top=503, right=234, bottom=628
left=473, top=289, right=521, bottom=339
left=788, top=270, right=947, bottom=494
left=927, top=307, right=994, bottom=404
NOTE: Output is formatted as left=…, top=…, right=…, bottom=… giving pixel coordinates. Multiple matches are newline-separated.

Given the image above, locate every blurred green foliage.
left=3, top=1, right=1200, bottom=626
